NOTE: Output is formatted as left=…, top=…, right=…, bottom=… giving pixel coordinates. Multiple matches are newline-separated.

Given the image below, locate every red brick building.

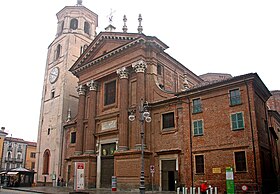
left=177, top=73, right=278, bottom=193
left=62, top=26, right=279, bottom=193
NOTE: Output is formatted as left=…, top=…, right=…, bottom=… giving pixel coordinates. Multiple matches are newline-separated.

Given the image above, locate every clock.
left=49, top=67, right=59, bottom=83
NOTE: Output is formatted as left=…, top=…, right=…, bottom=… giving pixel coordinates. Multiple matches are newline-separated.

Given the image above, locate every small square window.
left=104, top=80, right=116, bottom=106
left=230, top=89, right=241, bottom=106
left=70, top=132, right=76, bottom=144
left=193, top=98, right=202, bottom=113
left=231, top=112, right=244, bottom=130
left=195, top=155, right=204, bottom=174
left=235, top=151, right=247, bottom=172
left=162, top=112, right=175, bottom=130
left=30, top=152, right=36, bottom=158
left=193, top=120, right=203, bottom=136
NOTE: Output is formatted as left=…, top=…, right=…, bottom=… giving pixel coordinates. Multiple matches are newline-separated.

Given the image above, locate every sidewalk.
left=4, top=186, right=177, bottom=194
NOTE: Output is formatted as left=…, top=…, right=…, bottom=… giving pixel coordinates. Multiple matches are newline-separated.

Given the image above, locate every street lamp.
left=129, top=98, right=151, bottom=194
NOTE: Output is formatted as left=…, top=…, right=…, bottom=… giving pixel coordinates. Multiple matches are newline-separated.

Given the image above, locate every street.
left=0, top=188, right=36, bottom=194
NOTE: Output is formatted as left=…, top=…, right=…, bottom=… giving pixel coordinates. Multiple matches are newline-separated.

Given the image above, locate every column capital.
left=116, top=67, right=129, bottom=79
left=77, top=84, right=87, bottom=96
left=132, top=59, right=147, bottom=73
left=87, top=80, right=98, bottom=91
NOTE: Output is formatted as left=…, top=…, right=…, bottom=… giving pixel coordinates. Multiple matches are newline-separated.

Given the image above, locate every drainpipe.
left=187, top=96, right=193, bottom=187
left=245, top=81, right=258, bottom=185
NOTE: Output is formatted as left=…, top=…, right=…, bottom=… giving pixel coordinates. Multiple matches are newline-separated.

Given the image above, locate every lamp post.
left=129, top=98, right=151, bottom=194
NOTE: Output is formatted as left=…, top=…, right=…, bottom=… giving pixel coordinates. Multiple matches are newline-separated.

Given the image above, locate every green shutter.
left=237, top=113, right=244, bottom=128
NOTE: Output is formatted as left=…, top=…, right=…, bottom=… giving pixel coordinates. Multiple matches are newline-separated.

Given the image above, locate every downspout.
left=245, top=81, right=258, bottom=184
left=187, top=96, right=193, bottom=187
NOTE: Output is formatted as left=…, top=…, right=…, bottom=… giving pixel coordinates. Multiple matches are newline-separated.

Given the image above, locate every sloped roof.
left=177, top=73, right=271, bottom=101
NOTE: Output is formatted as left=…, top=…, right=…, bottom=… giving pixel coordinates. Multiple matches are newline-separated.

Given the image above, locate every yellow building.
left=0, top=127, right=8, bottom=171
left=25, top=141, right=37, bottom=171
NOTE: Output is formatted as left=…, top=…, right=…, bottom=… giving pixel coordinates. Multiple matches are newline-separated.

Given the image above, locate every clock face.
left=49, top=67, right=59, bottom=83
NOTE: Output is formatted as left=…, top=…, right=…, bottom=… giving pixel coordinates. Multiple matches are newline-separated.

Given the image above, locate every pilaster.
left=132, top=60, right=147, bottom=147
left=75, top=84, right=87, bottom=155
left=84, top=80, right=98, bottom=154
left=116, top=67, right=129, bottom=151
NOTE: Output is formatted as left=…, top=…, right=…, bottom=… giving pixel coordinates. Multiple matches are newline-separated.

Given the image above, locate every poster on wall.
left=75, top=162, right=85, bottom=190
left=226, top=167, right=235, bottom=194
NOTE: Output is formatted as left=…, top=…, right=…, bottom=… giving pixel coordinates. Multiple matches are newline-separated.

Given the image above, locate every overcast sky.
left=0, top=0, right=279, bottom=142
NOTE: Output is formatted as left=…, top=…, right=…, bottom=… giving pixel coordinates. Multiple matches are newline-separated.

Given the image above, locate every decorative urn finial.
left=122, top=15, right=128, bottom=33
left=137, top=14, right=143, bottom=34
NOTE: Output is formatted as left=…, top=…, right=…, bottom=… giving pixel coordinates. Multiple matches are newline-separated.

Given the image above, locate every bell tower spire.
left=77, top=0, right=83, bottom=6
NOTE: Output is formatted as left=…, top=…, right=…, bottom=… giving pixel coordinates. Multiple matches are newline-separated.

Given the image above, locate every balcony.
left=4, top=157, right=23, bottom=163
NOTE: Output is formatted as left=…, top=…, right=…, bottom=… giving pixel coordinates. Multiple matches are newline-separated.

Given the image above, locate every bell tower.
left=35, top=1, right=98, bottom=184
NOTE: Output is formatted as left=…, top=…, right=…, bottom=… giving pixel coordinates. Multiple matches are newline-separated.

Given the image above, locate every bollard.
left=193, top=187, right=196, bottom=194
left=111, top=176, right=117, bottom=191
left=183, top=187, right=185, bottom=194
left=177, top=187, right=180, bottom=194
left=214, top=187, right=217, bottom=194
left=190, top=187, right=193, bottom=194
left=198, top=187, right=201, bottom=194
left=210, top=187, right=213, bottom=194
left=185, top=187, right=188, bottom=194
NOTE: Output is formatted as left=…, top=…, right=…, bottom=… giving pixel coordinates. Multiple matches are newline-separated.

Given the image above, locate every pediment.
left=69, top=31, right=168, bottom=76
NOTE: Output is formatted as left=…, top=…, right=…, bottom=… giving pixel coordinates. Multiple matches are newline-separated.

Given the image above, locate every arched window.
left=70, top=18, right=78, bottom=30
left=55, top=44, right=61, bottom=60
left=7, top=151, right=11, bottom=159
left=43, top=149, right=50, bottom=175
left=84, top=21, right=90, bottom=35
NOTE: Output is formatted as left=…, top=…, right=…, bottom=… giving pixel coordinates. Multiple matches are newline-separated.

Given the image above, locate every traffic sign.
left=150, top=165, right=155, bottom=174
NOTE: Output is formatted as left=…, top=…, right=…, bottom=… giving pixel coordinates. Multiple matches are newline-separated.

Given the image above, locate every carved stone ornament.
left=182, top=74, right=191, bottom=91
left=116, top=67, right=129, bottom=79
left=132, top=59, right=147, bottom=73
left=87, top=80, right=98, bottom=91
left=77, top=84, right=86, bottom=95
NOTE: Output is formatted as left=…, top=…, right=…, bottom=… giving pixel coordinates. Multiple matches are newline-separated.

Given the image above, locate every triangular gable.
left=70, top=31, right=168, bottom=76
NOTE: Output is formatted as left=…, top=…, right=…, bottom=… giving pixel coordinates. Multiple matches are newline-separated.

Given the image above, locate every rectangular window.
left=193, top=98, right=202, bottom=113
left=162, top=112, right=175, bottom=129
left=104, top=80, right=116, bottom=105
left=30, top=152, right=36, bottom=158
left=193, top=120, right=203, bottom=136
left=70, top=132, right=76, bottom=144
left=195, top=155, right=204, bottom=174
left=230, top=89, right=241, bottom=105
left=231, top=112, right=244, bottom=130
left=31, top=162, right=35, bottom=170
left=157, top=64, right=163, bottom=75
left=235, top=151, right=247, bottom=172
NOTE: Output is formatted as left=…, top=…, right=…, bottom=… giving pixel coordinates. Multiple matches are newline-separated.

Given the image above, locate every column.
left=75, top=84, right=87, bottom=155
left=132, top=59, right=147, bottom=147
left=116, top=67, right=129, bottom=151
left=85, top=80, right=98, bottom=154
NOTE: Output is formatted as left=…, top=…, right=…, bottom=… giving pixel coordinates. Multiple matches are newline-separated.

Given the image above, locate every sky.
left=0, top=0, right=279, bottom=142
